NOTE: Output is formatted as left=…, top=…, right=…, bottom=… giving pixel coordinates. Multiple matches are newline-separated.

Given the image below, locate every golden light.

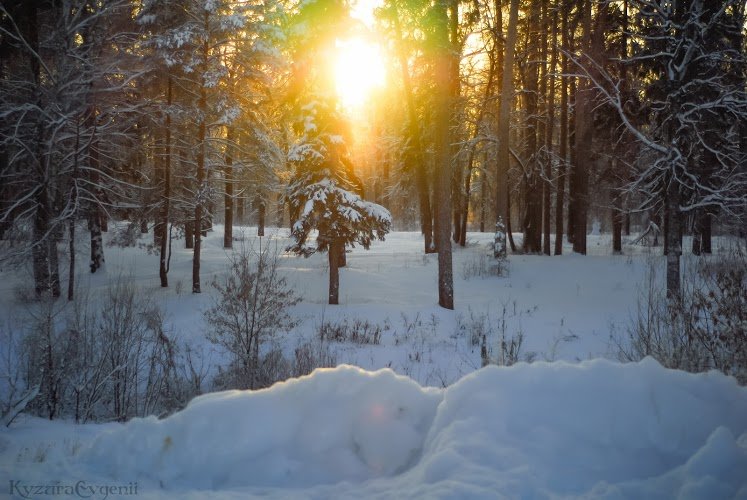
left=334, top=37, right=386, bottom=111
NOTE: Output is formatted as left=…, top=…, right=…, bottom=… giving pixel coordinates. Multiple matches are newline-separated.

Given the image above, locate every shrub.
left=613, top=252, right=747, bottom=384
left=317, top=318, right=382, bottom=345
left=462, top=253, right=508, bottom=280
left=15, top=277, right=190, bottom=423
left=205, top=243, right=299, bottom=390
left=454, top=303, right=535, bottom=367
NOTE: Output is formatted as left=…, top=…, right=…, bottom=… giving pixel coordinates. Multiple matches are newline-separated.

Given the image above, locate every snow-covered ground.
left=2, top=361, right=746, bottom=498
left=1, top=226, right=745, bottom=498
left=0, top=226, right=668, bottom=386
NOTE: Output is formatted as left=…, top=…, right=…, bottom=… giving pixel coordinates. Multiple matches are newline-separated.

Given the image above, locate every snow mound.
left=86, top=366, right=440, bottom=490
left=84, top=359, right=747, bottom=498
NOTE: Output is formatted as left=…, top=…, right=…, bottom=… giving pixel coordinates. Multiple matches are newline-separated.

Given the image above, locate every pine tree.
left=286, top=100, right=391, bottom=305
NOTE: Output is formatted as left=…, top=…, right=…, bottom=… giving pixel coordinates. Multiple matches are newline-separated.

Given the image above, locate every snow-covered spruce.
left=286, top=99, right=391, bottom=305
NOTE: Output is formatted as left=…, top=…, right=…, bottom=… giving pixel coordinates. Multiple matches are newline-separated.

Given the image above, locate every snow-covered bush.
left=17, top=279, right=186, bottom=422
left=614, top=252, right=747, bottom=384
left=205, top=243, right=299, bottom=390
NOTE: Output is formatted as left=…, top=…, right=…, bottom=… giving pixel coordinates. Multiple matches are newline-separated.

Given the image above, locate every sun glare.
left=334, top=38, right=386, bottom=111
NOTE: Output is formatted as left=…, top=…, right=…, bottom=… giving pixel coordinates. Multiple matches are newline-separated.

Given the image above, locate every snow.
left=1, top=228, right=746, bottom=498
left=3, top=360, right=746, bottom=498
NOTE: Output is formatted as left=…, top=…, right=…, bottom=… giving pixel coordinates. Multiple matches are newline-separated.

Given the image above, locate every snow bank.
left=84, top=359, right=747, bottom=498
left=86, top=366, right=441, bottom=490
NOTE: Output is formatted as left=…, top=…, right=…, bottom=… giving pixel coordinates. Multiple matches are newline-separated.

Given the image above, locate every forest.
left=1, top=0, right=744, bottom=304
left=1, top=2, right=746, bottom=496
left=1, top=0, right=746, bottom=415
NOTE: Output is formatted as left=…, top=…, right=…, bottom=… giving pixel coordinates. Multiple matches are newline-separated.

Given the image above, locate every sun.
left=334, top=38, right=386, bottom=111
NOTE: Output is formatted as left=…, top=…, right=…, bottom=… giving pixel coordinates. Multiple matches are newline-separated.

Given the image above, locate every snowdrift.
left=85, top=359, right=747, bottom=498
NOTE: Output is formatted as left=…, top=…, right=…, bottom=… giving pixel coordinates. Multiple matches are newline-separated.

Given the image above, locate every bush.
left=461, top=253, right=508, bottom=280
left=14, top=277, right=192, bottom=423
left=613, top=253, right=747, bottom=384
left=455, top=303, right=535, bottom=367
left=317, top=318, right=382, bottom=345
left=0, top=320, right=38, bottom=426
left=205, top=243, right=299, bottom=390
left=292, top=341, right=338, bottom=378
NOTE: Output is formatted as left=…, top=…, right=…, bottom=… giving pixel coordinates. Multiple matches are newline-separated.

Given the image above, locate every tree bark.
left=665, top=177, right=682, bottom=299
left=328, top=239, right=341, bottom=305
left=571, top=0, right=596, bottom=255
left=554, top=0, right=569, bottom=256
left=612, top=189, right=623, bottom=254
left=193, top=14, right=209, bottom=294
left=449, top=0, right=462, bottom=245
left=224, top=126, right=233, bottom=248
left=159, top=77, right=172, bottom=287
left=495, top=0, right=519, bottom=259
left=543, top=5, right=557, bottom=256
left=257, top=195, right=265, bottom=237
left=87, top=122, right=104, bottom=273
left=692, top=210, right=712, bottom=255
left=185, top=219, right=194, bottom=249
left=522, top=0, right=542, bottom=254
left=434, top=0, right=454, bottom=310
left=68, top=118, right=81, bottom=300
left=88, top=212, right=103, bottom=273
left=567, top=77, right=577, bottom=245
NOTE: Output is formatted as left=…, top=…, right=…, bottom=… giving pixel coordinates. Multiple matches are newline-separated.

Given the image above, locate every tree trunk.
left=692, top=210, right=711, bottom=255
left=338, top=243, right=346, bottom=268
left=495, top=0, right=519, bottom=260
left=224, top=127, right=234, bottom=248
left=554, top=1, right=569, bottom=256
left=68, top=118, right=81, bottom=300
left=434, top=0, right=454, bottom=310
left=68, top=219, right=75, bottom=300
left=193, top=17, right=209, bottom=294
left=328, top=240, right=341, bottom=305
left=88, top=125, right=104, bottom=273
left=257, top=196, right=265, bottom=237
left=612, top=199, right=623, bottom=254
left=159, top=77, right=172, bottom=287
left=26, top=3, right=59, bottom=298
left=543, top=5, right=557, bottom=256
left=33, top=200, right=60, bottom=298
left=449, top=0, right=461, bottom=245
left=480, top=165, right=487, bottom=232
left=88, top=213, right=103, bottom=273
left=701, top=212, right=711, bottom=254
left=522, top=0, right=542, bottom=254
left=567, top=74, right=577, bottom=245
left=185, top=219, right=194, bottom=249
left=571, top=0, right=594, bottom=256
left=665, top=178, right=682, bottom=299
